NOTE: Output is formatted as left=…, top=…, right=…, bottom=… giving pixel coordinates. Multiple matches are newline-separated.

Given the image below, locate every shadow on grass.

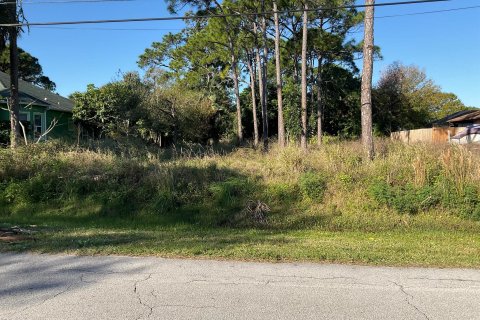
left=0, top=225, right=299, bottom=267
left=0, top=157, right=309, bottom=258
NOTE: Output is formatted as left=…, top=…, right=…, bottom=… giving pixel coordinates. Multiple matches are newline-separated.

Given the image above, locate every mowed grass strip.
left=1, top=223, right=479, bottom=268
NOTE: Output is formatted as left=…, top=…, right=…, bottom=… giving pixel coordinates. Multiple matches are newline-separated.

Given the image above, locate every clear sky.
left=18, top=0, right=480, bottom=107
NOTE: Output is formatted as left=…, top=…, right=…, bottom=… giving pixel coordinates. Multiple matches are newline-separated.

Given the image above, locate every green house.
left=0, top=71, right=75, bottom=143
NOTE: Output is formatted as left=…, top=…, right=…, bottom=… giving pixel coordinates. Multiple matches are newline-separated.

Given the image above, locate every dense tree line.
left=74, top=0, right=367, bottom=146
left=0, top=0, right=472, bottom=149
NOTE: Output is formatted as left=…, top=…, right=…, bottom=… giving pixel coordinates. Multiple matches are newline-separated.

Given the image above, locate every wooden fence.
left=391, top=127, right=466, bottom=143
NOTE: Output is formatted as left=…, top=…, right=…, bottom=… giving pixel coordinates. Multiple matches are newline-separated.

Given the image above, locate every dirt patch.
left=0, top=226, right=38, bottom=243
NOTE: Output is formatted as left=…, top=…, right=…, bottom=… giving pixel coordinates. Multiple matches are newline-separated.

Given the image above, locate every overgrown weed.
left=1, top=139, right=480, bottom=233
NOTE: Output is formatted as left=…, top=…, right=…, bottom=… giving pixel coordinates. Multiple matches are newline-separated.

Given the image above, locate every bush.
left=265, top=182, right=300, bottom=204
left=0, top=121, right=9, bottom=146
left=440, top=184, right=480, bottom=221
left=208, top=177, right=252, bottom=208
left=369, top=181, right=440, bottom=215
left=299, top=172, right=327, bottom=201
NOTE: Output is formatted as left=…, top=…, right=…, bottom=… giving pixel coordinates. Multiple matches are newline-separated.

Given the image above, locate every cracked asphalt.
left=0, top=253, right=479, bottom=319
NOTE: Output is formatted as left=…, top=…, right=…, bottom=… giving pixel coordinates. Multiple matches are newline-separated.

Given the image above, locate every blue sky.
left=18, top=0, right=480, bottom=107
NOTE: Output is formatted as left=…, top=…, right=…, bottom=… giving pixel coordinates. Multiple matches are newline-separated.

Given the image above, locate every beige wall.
left=391, top=127, right=467, bottom=143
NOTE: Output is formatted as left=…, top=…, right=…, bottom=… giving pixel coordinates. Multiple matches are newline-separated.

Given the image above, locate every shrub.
left=208, top=177, right=252, bottom=208
left=337, top=173, right=354, bottom=186
left=153, top=188, right=176, bottom=214
left=1, top=181, right=27, bottom=205
left=298, top=172, right=327, bottom=201
left=369, top=181, right=440, bottom=215
left=440, top=184, right=480, bottom=221
left=0, top=121, right=9, bottom=146
left=265, top=182, right=300, bottom=204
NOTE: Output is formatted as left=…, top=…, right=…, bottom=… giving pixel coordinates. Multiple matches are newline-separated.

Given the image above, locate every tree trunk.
left=316, top=56, right=323, bottom=146
left=254, top=21, right=268, bottom=152
left=8, top=1, right=20, bottom=148
left=171, top=104, right=178, bottom=145
left=361, top=0, right=375, bottom=160
left=273, top=1, right=285, bottom=148
left=293, top=55, right=299, bottom=83
left=246, top=52, right=259, bottom=147
left=261, top=11, right=269, bottom=152
left=300, top=4, right=308, bottom=151
left=231, top=54, right=243, bottom=143
left=309, top=57, right=314, bottom=114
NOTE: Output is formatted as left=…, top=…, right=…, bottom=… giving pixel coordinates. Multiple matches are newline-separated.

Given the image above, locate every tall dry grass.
left=1, top=139, right=479, bottom=231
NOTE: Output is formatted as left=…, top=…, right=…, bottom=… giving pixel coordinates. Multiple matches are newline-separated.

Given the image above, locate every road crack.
left=261, top=274, right=356, bottom=281
left=133, top=274, right=154, bottom=320
left=408, top=277, right=480, bottom=284
left=391, top=281, right=430, bottom=320
left=155, top=304, right=217, bottom=309
left=6, top=280, right=78, bottom=319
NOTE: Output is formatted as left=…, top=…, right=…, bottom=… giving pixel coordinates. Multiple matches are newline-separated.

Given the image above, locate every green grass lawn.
left=1, top=215, right=479, bottom=268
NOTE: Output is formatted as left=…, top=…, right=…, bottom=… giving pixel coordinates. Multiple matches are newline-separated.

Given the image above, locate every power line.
left=30, top=5, right=480, bottom=31
left=29, top=4, right=480, bottom=31
left=0, top=0, right=137, bottom=5
left=34, top=26, right=184, bottom=30
left=0, top=0, right=451, bottom=27
left=376, top=4, right=480, bottom=18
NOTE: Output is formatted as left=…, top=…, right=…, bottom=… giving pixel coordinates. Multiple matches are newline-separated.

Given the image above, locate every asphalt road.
left=0, top=253, right=479, bottom=320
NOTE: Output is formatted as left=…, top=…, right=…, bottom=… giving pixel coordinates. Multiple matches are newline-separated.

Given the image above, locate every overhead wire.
left=0, top=0, right=137, bottom=5
left=376, top=4, right=480, bottom=18
left=28, top=4, right=480, bottom=31
left=0, top=0, right=451, bottom=26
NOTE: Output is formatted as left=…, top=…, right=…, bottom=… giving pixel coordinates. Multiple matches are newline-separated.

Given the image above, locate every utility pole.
left=316, top=56, right=323, bottom=146
left=300, top=3, right=308, bottom=151
left=260, top=0, right=269, bottom=152
left=273, top=1, right=285, bottom=148
left=361, top=0, right=375, bottom=160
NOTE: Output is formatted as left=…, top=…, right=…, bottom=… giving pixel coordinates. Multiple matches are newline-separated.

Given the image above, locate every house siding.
left=0, top=103, right=75, bottom=141
left=46, top=109, right=75, bottom=139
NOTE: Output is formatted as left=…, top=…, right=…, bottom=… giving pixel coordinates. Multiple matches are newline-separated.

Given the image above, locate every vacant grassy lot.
left=1, top=140, right=479, bottom=267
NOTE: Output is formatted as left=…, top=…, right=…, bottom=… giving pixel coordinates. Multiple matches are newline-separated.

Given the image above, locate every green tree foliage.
left=0, top=47, right=56, bottom=91
left=72, top=72, right=218, bottom=144
left=321, top=65, right=361, bottom=137
left=138, top=30, right=232, bottom=113
left=373, top=62, right=470, bottom=134
left=140, top=85, right=216, bottom=144
left=76, top=1, right=469, bottom=146
left=71, top=72, right=146, bottom=138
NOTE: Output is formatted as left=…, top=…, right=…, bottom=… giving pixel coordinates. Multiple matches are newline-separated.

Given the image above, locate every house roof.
left=432, top=110, right=479, bottom=125
left=448, top=110, right=480, bottom=123
left=0, top=71, right=74, bottom=113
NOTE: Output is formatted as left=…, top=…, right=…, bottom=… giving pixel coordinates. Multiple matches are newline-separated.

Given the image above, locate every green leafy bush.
left=208, top=177, right=252, bottom=208
left=369, top=181, right=440, bottom=215
left=299, top=172, right=327, bottom=201
left=440, top=184, right=480, bottom=221
left=265, top=182, right=300, bottom=204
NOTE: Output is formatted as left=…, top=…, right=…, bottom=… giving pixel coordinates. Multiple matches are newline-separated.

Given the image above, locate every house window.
left=33, top=113, right=45, bottom=140
left=19, top=112, right=29, bottom=122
